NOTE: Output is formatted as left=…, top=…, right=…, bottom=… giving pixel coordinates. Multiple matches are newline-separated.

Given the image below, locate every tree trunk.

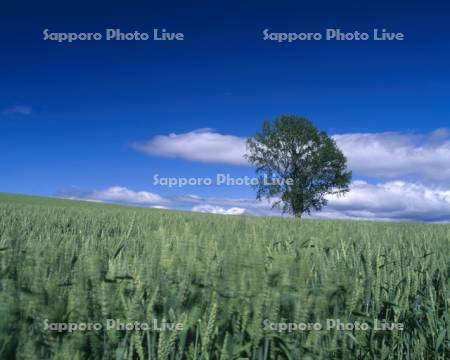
left=291, top=197, right=303, bottom=219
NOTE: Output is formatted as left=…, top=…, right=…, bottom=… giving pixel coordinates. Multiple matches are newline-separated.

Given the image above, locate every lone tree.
left=246, top=115, right=352, bottom=218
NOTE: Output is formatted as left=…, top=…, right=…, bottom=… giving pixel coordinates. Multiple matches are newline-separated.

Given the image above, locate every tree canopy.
left=246, top=115, right=352, bottom=217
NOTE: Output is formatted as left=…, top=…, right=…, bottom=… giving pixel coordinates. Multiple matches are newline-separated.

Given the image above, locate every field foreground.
left=0, top=193, right=449, bottom=359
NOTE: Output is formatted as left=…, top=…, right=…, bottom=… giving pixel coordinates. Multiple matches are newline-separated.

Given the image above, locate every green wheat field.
left=0, top=192, right=449, bottom=359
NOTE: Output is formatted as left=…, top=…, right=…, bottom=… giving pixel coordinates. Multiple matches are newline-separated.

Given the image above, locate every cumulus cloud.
left=192, top=205, right=247, bottom=215
left=131, top=129, right=248, bottom=165
left=56, top=186, right=277, bottom=216
left=56, top=186, right=171, bottom=206
left=90, top=186, right=170, bottom=205
left=324, top=180, right=450, bottom=222
left=334, top=129, right=450, bottom=181
left=57, top=125, right=450, bottom=222
left=2, top=105, right=32, bottom=116
left=173, top=194, right=277, bottom=216
left=132, top=128, right=450, bottom=182
left=56, top=181, right=450, bottom=222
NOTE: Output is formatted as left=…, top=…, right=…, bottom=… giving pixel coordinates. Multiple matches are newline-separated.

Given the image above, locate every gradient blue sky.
left=1, top=0, right=450, bottom=221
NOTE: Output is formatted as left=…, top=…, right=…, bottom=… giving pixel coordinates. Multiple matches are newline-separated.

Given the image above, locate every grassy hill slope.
left=0, top=193, right=449, bottom=359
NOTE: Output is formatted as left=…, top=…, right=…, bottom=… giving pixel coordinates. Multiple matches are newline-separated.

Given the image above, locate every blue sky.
left=1, top=0, right=450, bottom=221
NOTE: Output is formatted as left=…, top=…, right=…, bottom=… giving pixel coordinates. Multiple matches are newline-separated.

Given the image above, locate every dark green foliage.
left=246, top=115, right=352, bottom=217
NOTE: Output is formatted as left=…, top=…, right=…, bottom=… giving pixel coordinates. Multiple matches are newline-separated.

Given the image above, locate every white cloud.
left=58, top=187, right=176, bottom=209
left=334, top=129, right=450, bottom=181
left=174, top=194, right=277, bottom=216
left=88, top=186, right=170, bottom=206
left=132, top=128, right=450, bottom=181
left=324, top=180, right=450, bottom=222
left=56, top=186, right=277, bottom=215
left=192, top=205, right=247, bottom=215
left=131, top=129, right=248, bottom=165
left=56, top=181, right=450, bottom=222
left=2, top=105, right=32, bottom=116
